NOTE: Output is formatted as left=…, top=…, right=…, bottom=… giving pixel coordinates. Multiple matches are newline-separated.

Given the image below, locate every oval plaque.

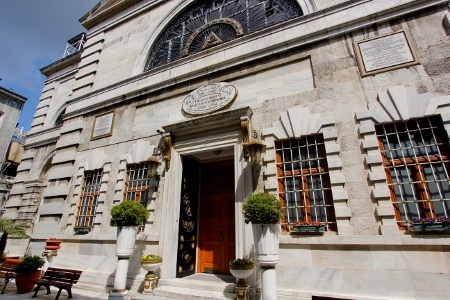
left=182, top=82, right=237, bottom=115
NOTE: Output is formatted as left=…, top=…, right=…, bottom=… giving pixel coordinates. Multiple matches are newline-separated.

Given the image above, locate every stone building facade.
left=5, top=0, right=450, bottom=299
left=0, top=86, right=26, bottom=211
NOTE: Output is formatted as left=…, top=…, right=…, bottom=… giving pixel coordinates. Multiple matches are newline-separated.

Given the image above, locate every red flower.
left=292, top=221, right=322, bottom=226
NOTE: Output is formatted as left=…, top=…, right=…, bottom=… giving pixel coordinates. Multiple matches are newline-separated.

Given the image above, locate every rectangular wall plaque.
left=90, top=110, right=115, bottom=140
left=354, top=30, right=419, bottom=76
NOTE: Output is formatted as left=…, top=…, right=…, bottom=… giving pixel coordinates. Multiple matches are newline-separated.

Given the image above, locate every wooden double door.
left=176, top=158, right=235, bottom=277
left=198, top=160, right=235, bottom=274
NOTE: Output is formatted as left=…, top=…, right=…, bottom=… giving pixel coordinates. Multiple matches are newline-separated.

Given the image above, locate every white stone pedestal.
left=142, top=276, right=158, bottom=294
left=252, top=223, right=280, bottom=300
left=236, top=285, right=251, bottom=300
left=261, top=266, right=277, bottom=300
left=108, top=226, right=138, bottom=300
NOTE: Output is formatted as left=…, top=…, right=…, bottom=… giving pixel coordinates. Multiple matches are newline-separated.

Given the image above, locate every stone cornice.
left=40, top=52, right=81, bottom=76
left=0, top=86, right=27, bottom=103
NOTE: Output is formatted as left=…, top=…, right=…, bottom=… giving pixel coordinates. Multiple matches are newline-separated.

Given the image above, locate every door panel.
left=176, top=156, right=200, bottom=278
left=197, top=160, right=235, bottom=274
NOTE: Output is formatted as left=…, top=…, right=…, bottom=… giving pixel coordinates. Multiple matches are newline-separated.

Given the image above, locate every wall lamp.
left=147, top=155, right=161, bottom=178
left=157, top=129, right=172, bottom=170
left=245, top=139, right=266, bottom=165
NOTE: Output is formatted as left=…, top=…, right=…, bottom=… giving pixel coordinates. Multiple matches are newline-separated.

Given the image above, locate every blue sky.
left=0, top=0, right=99, bottom=131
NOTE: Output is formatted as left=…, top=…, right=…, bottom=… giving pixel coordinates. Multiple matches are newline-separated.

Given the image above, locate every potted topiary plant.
left=14, top=255, right=45, bottom=293
left=242, top=192, right=283, bottom=266
left=109, top=200, right=150, bottom=299
left=110, top=200, right=150, bottom=257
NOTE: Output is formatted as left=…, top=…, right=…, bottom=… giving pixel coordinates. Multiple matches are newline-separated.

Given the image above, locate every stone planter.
left=116, top=226, right=138, bottom=258
left=109, top=226, right=138, bottom=300
left=412, top=222, right=449, bottom=231
left=141, top=261, right=161, bottom=294
left=229, top=264, right=254, bottom=287
left=141, top=262, right=161, bottom=279
left=252, top=223, right=280, bottom=266
left=293, top=225, right=325, bottom=232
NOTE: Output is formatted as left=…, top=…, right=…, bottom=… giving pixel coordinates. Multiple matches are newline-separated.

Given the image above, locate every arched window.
left=55, top=109, right=66, bottom=127
left=145, top=0, right=303, bottom=71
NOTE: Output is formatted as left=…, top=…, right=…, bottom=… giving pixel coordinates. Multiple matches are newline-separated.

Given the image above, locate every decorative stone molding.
left=355, top=85, right=450, bottom=235
left=182, top=18, right=244, bottom=56
left=262, top=106, right=353, bottom=235
left=80, top=148, right=111, bottom=171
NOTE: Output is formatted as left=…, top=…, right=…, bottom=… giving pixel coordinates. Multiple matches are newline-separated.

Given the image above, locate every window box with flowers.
left=292, top=221, right=325, bottom=233
left=409, top=217, right=450, bottom=232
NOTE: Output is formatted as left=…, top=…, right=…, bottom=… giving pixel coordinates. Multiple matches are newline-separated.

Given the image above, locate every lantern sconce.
left=157, top=130, right=172, bottom=170
left=243, top=130, right=266, bottom=165
left=147, top=155, right=161, bottom=179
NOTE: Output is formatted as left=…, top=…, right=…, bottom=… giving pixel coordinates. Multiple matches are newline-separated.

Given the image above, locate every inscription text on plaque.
left=182, top=82, right=237, bottom=115
left=354, top=30, right=419, bottom=76
left=91, top=111, right=115, bottom=140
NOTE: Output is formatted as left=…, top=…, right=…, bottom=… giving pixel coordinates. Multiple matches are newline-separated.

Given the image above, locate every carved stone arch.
left=39, top=150, right=56, bottom=181
left=262, top=106, right=354, bottom=235
left=81, top=148, right=110, bottom=171
left=141, top=0, right=304, bottom=71
left=355, top=85, right=450, bottom=235
left=121, top=140, right=156, bottom=165
left=135, top=0, right=313, bottom=74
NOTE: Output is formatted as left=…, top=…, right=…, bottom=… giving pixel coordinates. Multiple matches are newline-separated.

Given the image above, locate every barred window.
left=376, top=116, right=450, bottom=228
left=124, top=162, right=150, bottom=206
left=75, top=169, right=103, bottom=229
left=124, top=162, right=150, bottom=230
left=276, top=134, right=336, bottom=232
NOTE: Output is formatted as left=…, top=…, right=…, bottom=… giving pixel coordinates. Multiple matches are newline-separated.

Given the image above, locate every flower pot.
left=229, top=264, right=254, bottom=287
left=45, top=240, right=62, bottom=250
left=293, top=225, right=325, bottom=232
left=252, top=223, right=280, bottom=266
left=16, top=270, right=42, bottom=293
left=116, top=226, right=138, bottom=258
left=141, top=262, right=161, bottom=279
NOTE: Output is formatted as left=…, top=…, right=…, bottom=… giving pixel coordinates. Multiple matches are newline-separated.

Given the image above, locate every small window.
left=276, top=134, right=336, bottom=232
left=75, top=169, right=103, bottom=230
left=55, top=109, right=66, bottom=127
left=376, top=116, right=450, bottom=228
left=124, top=162, right=150, bottom=231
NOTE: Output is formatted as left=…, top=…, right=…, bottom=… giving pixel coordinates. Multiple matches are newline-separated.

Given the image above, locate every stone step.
left=154, top=286, right=235, bottom=300
left=153, top=275, right=236, bottom=299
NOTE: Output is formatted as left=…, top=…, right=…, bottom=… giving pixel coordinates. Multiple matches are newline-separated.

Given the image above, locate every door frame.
left=159, top=130, right=254, bottom=279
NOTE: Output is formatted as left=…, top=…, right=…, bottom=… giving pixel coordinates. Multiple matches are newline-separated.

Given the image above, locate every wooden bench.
left=31, top=267, right=82, bottom=300
left=0, top=260, right=18, bottom=294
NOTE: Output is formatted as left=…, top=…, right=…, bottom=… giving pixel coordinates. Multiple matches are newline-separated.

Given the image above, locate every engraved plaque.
left=182, top=82, right=237, bottom=115
left=354, top=30, right=419, bottom=76
left=90, top=111, right=115, bottom=140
